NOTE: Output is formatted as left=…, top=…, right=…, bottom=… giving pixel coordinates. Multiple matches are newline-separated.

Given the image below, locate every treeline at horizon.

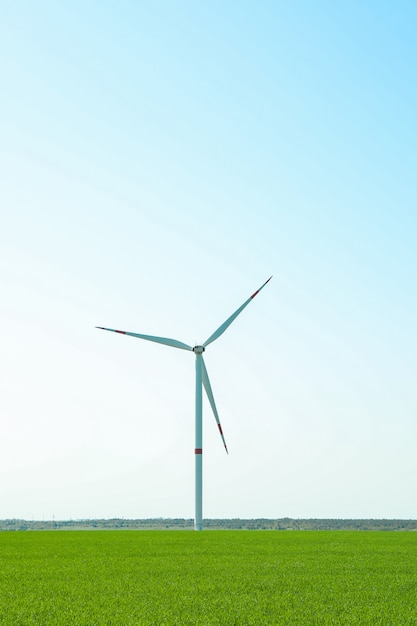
left=1, top=518, right=417, bottom=531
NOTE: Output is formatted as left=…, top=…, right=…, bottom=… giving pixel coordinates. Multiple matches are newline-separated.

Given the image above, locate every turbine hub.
left=193, top=345, right=205, bottom=354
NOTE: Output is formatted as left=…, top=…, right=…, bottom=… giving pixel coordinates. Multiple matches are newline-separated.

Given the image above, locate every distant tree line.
left=1, top=518, right=417, bottom=531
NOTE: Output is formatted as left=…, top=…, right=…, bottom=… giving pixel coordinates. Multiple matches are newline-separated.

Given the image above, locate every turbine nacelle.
left=192, top=345, right=205, bottom=354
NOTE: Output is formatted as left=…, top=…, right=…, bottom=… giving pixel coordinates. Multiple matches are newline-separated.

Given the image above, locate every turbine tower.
left=97, top=276, right=271, bottom=530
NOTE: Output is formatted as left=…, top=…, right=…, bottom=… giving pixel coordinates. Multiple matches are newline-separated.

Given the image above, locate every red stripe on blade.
left=251, top=276, right=272, bottom=299
left=195, top=448, right=203, bottom=454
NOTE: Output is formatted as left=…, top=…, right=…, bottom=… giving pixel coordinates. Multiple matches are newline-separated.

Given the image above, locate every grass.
left=1, top=530, right=417, bottom=624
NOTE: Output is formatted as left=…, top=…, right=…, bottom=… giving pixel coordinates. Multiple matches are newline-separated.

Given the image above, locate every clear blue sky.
left=1, top=1, right=416, bottom=520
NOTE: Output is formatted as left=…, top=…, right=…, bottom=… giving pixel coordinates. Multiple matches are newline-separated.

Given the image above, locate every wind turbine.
left=97, top=276, right=272, bottom=530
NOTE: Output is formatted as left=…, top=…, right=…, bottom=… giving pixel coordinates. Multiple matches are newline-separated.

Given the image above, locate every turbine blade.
left=203, top=276, right=272, bottom=347
left=201, top=356, right=228, bottom=454
left=95, top=327, right=193, bottom=351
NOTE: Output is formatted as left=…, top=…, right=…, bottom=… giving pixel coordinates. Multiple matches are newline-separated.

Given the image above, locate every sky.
left=1, top=0, right=416, bottom=521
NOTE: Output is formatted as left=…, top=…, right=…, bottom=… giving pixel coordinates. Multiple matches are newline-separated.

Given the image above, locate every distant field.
left=1, top=531, right=416, bottom=625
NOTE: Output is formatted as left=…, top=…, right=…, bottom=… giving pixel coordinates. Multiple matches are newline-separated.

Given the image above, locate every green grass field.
left=1, top=530, right=416, bottom=625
